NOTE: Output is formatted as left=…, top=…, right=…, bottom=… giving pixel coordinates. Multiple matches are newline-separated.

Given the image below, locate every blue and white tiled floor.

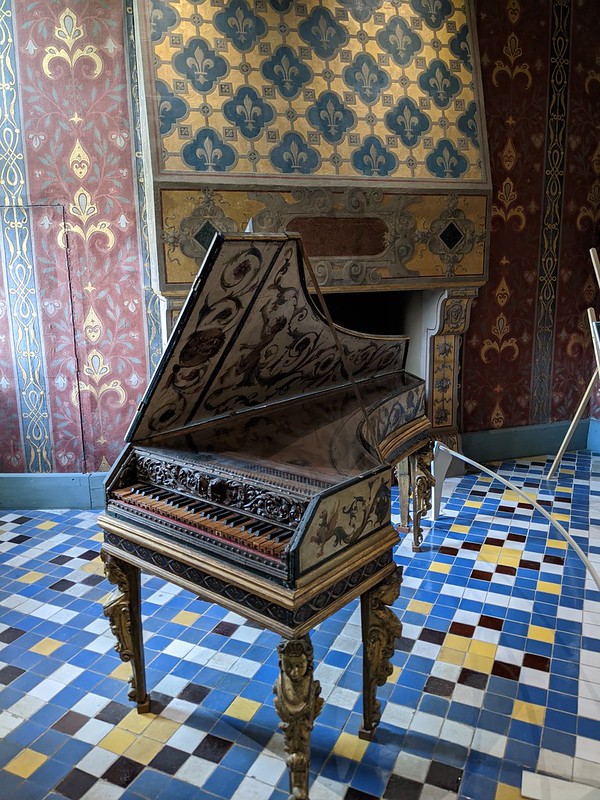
left=1, top=451, right=599, bottom=800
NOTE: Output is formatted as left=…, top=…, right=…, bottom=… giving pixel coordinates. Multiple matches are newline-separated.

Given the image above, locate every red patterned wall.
left=463, top=0, right=600, bottom=432
left=0, top=2, right=155, bottom=473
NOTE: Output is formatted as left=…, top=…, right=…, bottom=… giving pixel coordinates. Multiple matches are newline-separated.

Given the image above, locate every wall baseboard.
left=0, top=473, right=107, bottom=510
left=587, top=418, right=600, bottom=453
left=462, top=419, right=590, bottom=465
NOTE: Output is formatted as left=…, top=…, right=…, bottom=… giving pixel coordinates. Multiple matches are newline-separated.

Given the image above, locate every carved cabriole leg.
left=411, top=441, right=435, bottom=552
left=359, top=566, right=403, bottom=741
left=101, top=551, right=150, bottom=713
left=273, top=635, right=323, bottom=800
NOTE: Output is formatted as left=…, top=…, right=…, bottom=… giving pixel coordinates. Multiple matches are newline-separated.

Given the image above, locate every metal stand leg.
left=359, top=566, right=403, bottom=740
left=274, top=636, right=323, bottom=800
left=101, top=551, right=150, bottom=713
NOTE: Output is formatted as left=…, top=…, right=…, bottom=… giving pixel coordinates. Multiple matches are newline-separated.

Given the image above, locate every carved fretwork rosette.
left=101, top=551, right=149, bottom=711
left=274, top=636, right=323, bottom=800
left=359, top=566, right=403, bottom=740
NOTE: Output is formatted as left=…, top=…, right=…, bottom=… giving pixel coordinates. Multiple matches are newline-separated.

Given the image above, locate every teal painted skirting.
left=587, top=418, right=600, bottom=453
left=0, top=473, right=107, bottom=509
left=462, top=419, right=590, bottom=465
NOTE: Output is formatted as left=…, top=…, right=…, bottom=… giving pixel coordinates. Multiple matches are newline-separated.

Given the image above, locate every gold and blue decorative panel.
left=146, top=0, right=487, bottom=183
left=158, top=187, right=487, bottom=290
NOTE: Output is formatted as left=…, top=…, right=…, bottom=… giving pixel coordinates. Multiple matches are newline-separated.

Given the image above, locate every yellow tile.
left=5, top=749, right=48, bottom=778
left=547, top=538, right=567, bottom=550
left=479, top=545, right=501, bottom=563
left=502, top=490, right=519, bottom=502
left=495, top=781, right=525, bottom=799
left=450, top=524, right=471, bottom=534
left=537, top=580, right=561, bottom=595
left=18, top=571, right=44, bottom=584
left=500, top=548, right=522, bottom=560
left=144, top=716, right=181, bottom=742
left=110, top=662, right=132, bottom=681
left=407, top=600, right=433, bottom=615
left=469, top=639, right=497, bottom=658
left=82, top=557, right=104, bottom=574
left=99, top=728, right=138, bottom=754
left=527, top=625, right=555, bottom=644
left=118, top=709, right=156, bottom=734
left=463, top=652, right=494, bottom=673
left=497, top=555, right=521, bottom=567
left=512, top=700, right=545, bottom=726
left=443, top=634, right=471, bottom=652
left=465, top=500, right=482, bottom=508
left=30, top=637, right=62, bottom=656
left=552, top=512, right=570, bottom=522
left=438, top=646, right=465, bottom=666
left=387, top=665, right=401, bottom=684
left=556, top=486, right=572, bottom=493
left=91, top=531, right=103, bottom=542
left=36, top=520, right=58, bottom=530
left=333, top=732, right=370, bottom=761
left=224, top=697, right=261, bottom=722
left=430, top=562, right=451, bottom=574
left=125, top=736, right=164, bottom=764
left=172, top=610, right=201, bottom=626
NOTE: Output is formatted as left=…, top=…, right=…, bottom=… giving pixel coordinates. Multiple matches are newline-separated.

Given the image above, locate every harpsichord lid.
left=127, top=231, right=409, bottom=444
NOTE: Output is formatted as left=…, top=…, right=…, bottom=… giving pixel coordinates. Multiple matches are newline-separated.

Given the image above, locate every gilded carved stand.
left=101, top=554, right=403, bottom=800
left=396, top=441, right=435, bottom=551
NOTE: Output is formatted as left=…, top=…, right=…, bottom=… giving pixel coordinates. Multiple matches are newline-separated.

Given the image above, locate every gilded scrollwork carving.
left=274, top=636, right=323, bottom=800
left=411, top=442, right=435, bottom=551
left=101, top=551, right=150, bottom=712
left=359, top=567, right=403, bottom=739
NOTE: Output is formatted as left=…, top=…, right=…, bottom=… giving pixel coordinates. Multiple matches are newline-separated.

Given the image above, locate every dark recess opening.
left=321, top=291, right=409, bottom=336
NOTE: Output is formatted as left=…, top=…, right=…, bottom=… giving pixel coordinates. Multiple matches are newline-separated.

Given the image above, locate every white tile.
left=50, top=663, right=84, bottom=684
left=471, top=729, right=507, bottom=759
left=186, top=645, right=215, bottom=664
left=247, top=753, right=286, bottom=785
left=519, top=667, right=550, bottom=690
left=207, top=651, right=238, bottom=671
left=308, top=776, right=349, bottom=800
left=420, top=787, right=458, bottom=800
left=74, top=719, right=114, bottom=745
left=326, top=686, right=359, bottom=710
left=439, top=719, right=474, bottom=749
left=231, top=626, right=261, bottom=644
left=472, top=627, right=502, bottom=644
left=9, top=695, right=46, bottom=720
left=536, top=749, right=573, bottom=781
left=80, top=780, right=125, bottom=800
left=162, top=639, right=195, bottom=659
left=231, top=776, right=275, bottom=800
left=521, top=770, right=600, bottom=799
left=578, top=681, right=600, bottom=702
left=578, top=702, right=600, bottom=722
left=153, top=674, right=189, bottom=697
left=451, top=684, right=484, bottom=707
left=430, top=661, right=462, bottom=683
left=576, top=735, right=600, bottom=763
left=229, top=658, right=261, bottom=678
left=315, top=664, right=344, bottom=684
left=29, top=677, right=64, bottom=701
left=77, top=747, right=120, bottom=777
left=0, top=711, right=22, bottom=737
left=574, top=757, right=600, bottom=789
left=162, top=699, right=195, bottom=724
left=380, top=702, right=415, bottom=729
left=332, top=634, right=360, bottom=654
left=409, top=711, right=444, bottom=738
left=72, top=693, right=110, bottom=717
left=167, top=726, right=207, bottom=754
left=411, top=640, right=442, bottom=659
left=495, top=646, right=525, bottom=665
left=175, top=755, right=217, bottom=787
left=579, top=664, right=600, bottom=685
left=84, top=635, right=115, bottom=654
left=392, top=751, right=431, bottom=783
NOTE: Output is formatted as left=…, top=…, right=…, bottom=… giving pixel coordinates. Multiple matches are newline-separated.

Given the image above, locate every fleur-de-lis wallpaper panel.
left=146, top=0, right=485, bottom=182
left=462, top=0, right=600, bottom=432
left=0, top=2, right=160, bottom=473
